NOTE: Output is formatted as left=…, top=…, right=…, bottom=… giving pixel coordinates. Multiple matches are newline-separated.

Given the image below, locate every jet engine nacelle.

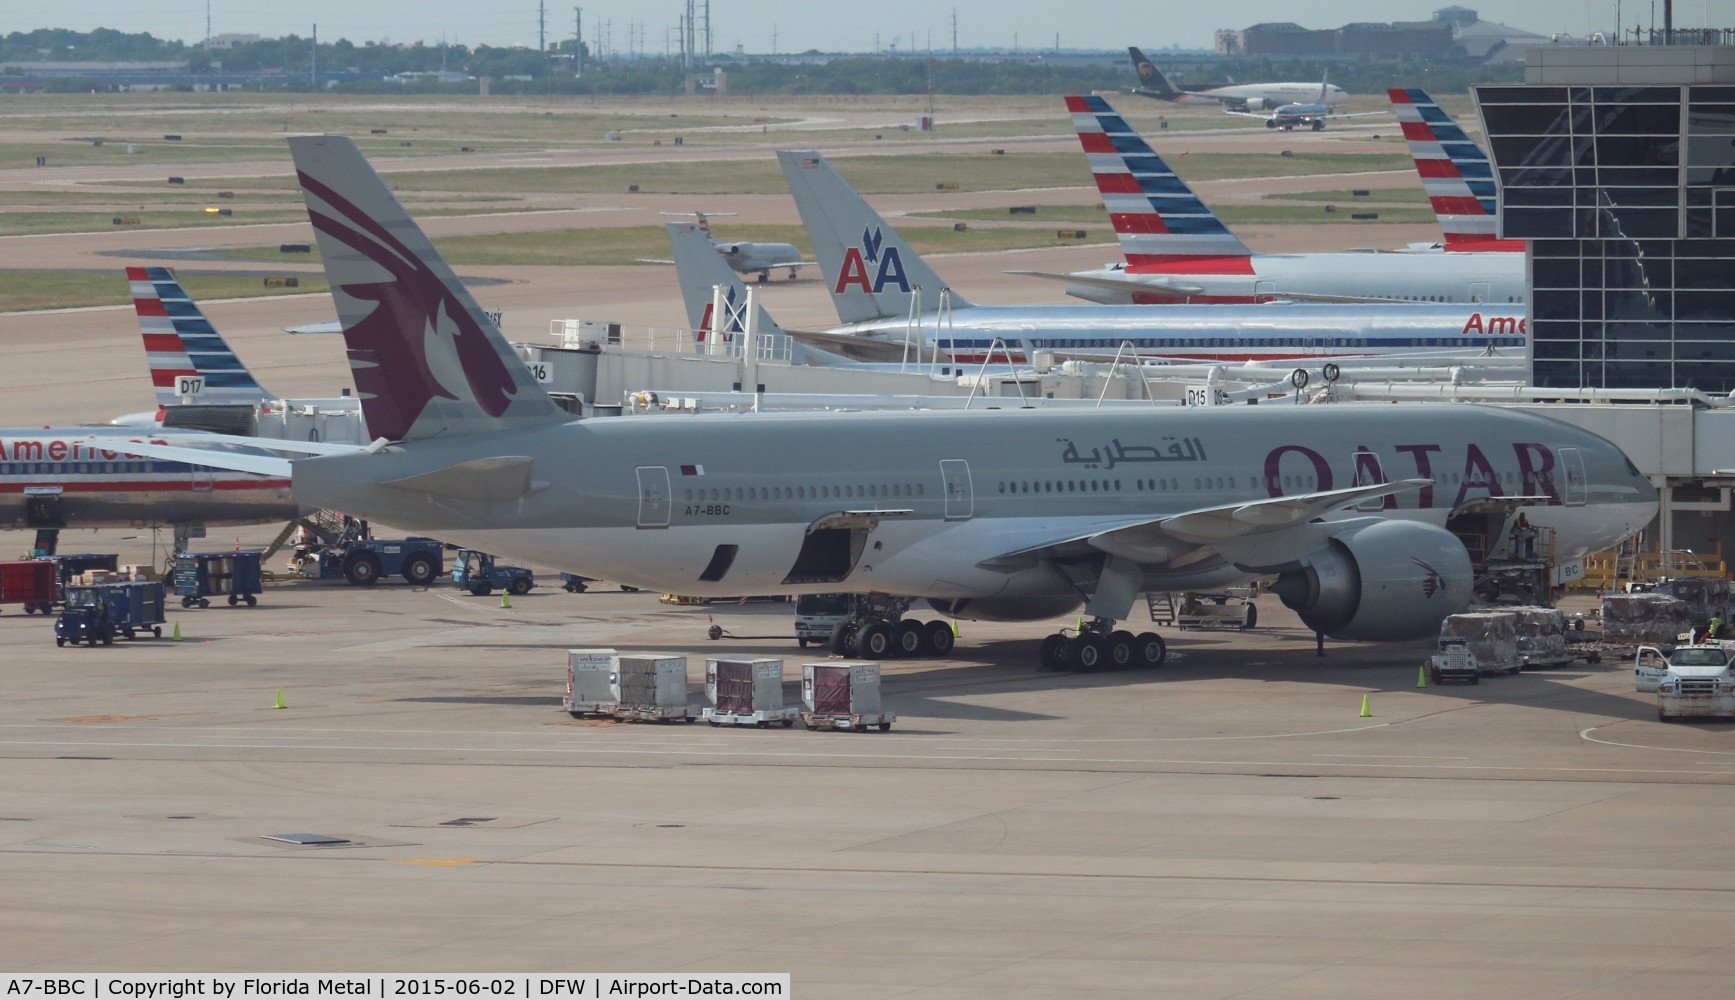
left=1268, top=520, right=1472, bottom=642
left=721, top=244, right=743, bottom=256
left=926, top=594, right=1084, bottom=623
left=1243, top=98, right=1273, bottom=112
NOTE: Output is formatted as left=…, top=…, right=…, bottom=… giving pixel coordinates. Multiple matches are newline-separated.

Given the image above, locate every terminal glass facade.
left=1478, top=84, right=1735, bottom=390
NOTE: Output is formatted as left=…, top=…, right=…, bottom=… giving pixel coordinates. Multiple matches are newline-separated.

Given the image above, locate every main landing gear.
left=827, top=595, right=956, bottom=660
left=1037, top=617, right=1166, bottom=673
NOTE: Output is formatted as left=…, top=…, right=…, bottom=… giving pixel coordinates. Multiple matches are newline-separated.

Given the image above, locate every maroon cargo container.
left=809, top=664, right=853, bottom=714
left=0, top=560, right=57, bottom=613
left=714, top=660, right=756, bottom=714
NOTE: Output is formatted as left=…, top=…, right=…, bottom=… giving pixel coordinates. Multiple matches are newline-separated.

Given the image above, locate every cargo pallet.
left=801, top=711, right=896, bottom=732
left=703, top=707, right=799, bottom=728
left=562, top=700, right=617, bottom=718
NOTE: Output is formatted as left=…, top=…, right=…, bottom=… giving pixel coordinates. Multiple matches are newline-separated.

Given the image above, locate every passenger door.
left=635, top=466, right=670, bottom=528
left=940, top=459, right=973, bottom=521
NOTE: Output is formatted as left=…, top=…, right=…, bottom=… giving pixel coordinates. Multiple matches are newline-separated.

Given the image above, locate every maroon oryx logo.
left=1412, top=558, right=1449, bottom=599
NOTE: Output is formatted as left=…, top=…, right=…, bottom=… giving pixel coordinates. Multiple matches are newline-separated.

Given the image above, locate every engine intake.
left=1269, top=520, right=1471, bottom=642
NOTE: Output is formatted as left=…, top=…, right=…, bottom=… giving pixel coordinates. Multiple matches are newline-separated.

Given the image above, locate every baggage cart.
left=173, top=551, right=263, bottom=608
left=801, top=662, right=896, bottom=731
left=610, top=655, right=695, bottom=722
left=0, top=559, right=57, bottom=615
left=703, top=658, right=798, bottom=727
left=563, top=648, right=619, bottom=717
left=452, top=548, right=534, bottom=597
left=55, top=581, right=167, bottom=646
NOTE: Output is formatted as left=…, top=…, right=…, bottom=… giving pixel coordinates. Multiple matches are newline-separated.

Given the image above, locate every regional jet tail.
left=128, top=266, right=275, bottom=408
left=1389, top=87, right=1523, bottom=253
left=116, top=135, right=1657, bottom=674
left=777, top=150, right=972, bottom=325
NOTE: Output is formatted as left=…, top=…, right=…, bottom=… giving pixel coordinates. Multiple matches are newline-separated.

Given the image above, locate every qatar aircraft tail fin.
left=1388, top=87, right=1516, bottom=252
left=1065, top=94, right=1254, bottom=268
left=127, top=266, right=274, bottom=408
left=776, top=149, right=971, bottom=325
left=287, top=134, right=566, bottom=442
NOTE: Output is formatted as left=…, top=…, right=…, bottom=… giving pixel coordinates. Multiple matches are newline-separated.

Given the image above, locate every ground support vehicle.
left=55, top=581, right=166, bottom=646
left=562, top=648, right=618, bottom=717
left=452, top=549, right=534, bottom=597
left=1636, top=642, right=1735, bottom=693
left=1432, top=611, right=1522, bottom=680
left=0, top=560, right=57, bottom=615
left=793, top=593, right=850, bottom=647
left=1428, top=639, right=1482, bottom=685
left=1511, top=606, right=1578, bottom=669
left=1655, top=647, right=1735, bottom=720
left=609, top=655, right=696, bottom=722
left=560, top=573, right=640, bottom=593
left=703, top=658, right=798, bottom=728
left=800, top=662, right=895, bottom=732
left=297, top=537, right=443, bottom=586
left=1148, top=590, right=1258, bottom=631
left=172, top=551, right=262, bottom=608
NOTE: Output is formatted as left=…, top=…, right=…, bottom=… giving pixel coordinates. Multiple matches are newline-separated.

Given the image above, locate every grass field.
left=0, top=270, right=329, bottom=313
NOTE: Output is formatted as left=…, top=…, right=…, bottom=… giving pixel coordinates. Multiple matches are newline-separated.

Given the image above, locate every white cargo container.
left=703, top=658, right=798, bottom=727
left=800, top=661, right=895, bottom=732
left=563, top=647, right=618, bottom=716
left=611, top=654, right=695, bottom=721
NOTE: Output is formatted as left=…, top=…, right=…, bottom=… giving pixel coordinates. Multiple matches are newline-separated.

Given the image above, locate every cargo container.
left=563, top=648, right=619, bottom=717
left=0, top=560, right=57, bottom=614
left=173, top=551, right=262, bottom=608
left=55, top=581, right=167, bottom=646
left=703, top=658, right=798, bottom=727
left=801, top=662, right=895, bottom=731
left=610, top=655, right=694, bottom=722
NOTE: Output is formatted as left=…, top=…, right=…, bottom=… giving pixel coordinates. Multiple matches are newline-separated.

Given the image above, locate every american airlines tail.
left=776, top=149, right=971, bottom=325
left=1388, top=87, right=1519, bottom=252
left=1065, top=95, right=1255, bottom=269
left=666, top=221, right=786, bottom=339
left=127, top=266, right=274, bottom=408
left=287, top=134, right=566, bottom=443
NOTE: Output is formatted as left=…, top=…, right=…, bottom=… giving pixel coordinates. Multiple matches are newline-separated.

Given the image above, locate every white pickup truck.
left=1634, top=644, right=1735, bottom=720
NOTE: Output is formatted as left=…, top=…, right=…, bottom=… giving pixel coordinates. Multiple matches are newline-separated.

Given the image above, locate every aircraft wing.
left=984, top=479, right=1431, bottom=566
left=284, top=321, right=344, bottom=334
left=636, top=257, right=677, bottom=265
left=784, top=328, right=940, bottom=364
left=1007, top=270, right=1206, bottom=299
left=67, top=432, right=383, bottom=481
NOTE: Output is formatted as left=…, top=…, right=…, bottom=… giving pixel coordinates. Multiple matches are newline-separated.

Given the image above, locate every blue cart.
left=173, top=551, right=263, bottom=608
left=55, top=581, right=167, bottom=646
left=452, top=549, right=534, bottom=597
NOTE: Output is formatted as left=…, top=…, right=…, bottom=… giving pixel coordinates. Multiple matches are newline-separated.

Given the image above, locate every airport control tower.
left=1476, top=41, right=1735, bottom=392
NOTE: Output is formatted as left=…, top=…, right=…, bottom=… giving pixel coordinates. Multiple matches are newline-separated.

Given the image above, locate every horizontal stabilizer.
left=1007, top=269, right=1205, bottom=299
left=381, top=455, right=546, bottom=502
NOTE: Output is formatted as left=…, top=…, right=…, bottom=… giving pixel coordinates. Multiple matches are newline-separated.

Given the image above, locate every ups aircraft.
left=119, top=136, right=1655, bottom=671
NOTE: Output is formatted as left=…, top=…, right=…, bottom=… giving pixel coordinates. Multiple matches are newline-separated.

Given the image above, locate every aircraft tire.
left=1038, top=633, right=1067, bottom=670
left=858, top=621, right=894, bottom=659
left=1107, top=632, right=1136, bottom=669
left=1241, top=605, right=1258, bottom=630
left=828, top=622, right=854, bottom=656
left=1071, top=636, right=1105, bottom=672
left=1134, top=632, right=1166, bottom=669
left=894, top=619, right=924, bottom=657
left=923, top=620, right=955, bottom=656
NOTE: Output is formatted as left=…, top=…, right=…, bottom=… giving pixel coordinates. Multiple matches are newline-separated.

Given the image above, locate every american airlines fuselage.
left=0, top=430, right=298, bottom=530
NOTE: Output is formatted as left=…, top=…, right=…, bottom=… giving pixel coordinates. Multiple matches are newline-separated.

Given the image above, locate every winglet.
left=1065, top=95, right=1254, bottom=269
left=288, top=135, right=565, bottom=442
left=127, top=266, right=274, bottom=408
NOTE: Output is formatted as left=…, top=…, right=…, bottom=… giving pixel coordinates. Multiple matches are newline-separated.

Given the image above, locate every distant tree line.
left=1, top=28, right=1522, bottom=96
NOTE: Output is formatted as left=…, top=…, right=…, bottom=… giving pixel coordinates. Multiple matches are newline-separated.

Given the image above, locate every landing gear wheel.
left=345, top=555, right=381, bottom=586
left=1312, top=119, right=1325, bottom=132
left=894, top=619, right=924, bottom=657
left=1134, top=632, right=1166, bottom=669
left=828, top=622, right=856, bottom=656
left=509, top=577, right=533, bottom=596
left=402, top=554, right=437, bottom=586
left=923, top=620, right=955, bottom=656
left=857, top=621, right=894, bottom=659
left=1071, top=636, right=1106, bottom=672
left=1241, top=605, right=1258, bottom=630
left=1107, top=630, right=1136, bottom=670
left=1038, top=633, right=1067, bottom=671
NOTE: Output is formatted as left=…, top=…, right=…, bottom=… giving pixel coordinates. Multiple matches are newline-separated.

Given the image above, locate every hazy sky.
left=17, top=2, right=1728, bottom=55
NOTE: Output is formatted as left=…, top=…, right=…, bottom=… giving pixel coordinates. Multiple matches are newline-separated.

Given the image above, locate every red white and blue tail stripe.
left=1066, top=94, right=1253, bottom=270
left=1388, top=88, right=1521, bottom=253
left=127, top=266, right=275, bottom=407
